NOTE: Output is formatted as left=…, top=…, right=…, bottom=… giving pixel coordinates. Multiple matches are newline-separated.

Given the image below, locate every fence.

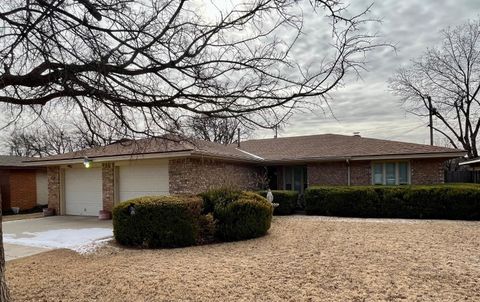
left=445, top=170, right=480, bottom=183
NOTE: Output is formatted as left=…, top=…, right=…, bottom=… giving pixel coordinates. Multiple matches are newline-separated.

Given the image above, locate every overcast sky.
left=255, top=0, right=480, bottom=145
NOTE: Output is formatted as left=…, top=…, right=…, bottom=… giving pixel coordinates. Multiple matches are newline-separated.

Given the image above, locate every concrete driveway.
left=3, top=216, right=112, bottom=261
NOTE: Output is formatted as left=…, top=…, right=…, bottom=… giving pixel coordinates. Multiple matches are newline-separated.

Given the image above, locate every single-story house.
left=0, top=156, right=48, bottom=211
left=24, top=134, right=465, bottom=216
left=458, top=158, right=480, bottom=183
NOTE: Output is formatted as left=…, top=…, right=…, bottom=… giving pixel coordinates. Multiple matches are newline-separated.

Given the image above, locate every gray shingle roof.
left=24, top=133, right=465, bottom=164
left=0, top=155, right=33, bottom=167
left=237, top=134, right=464, bottom=161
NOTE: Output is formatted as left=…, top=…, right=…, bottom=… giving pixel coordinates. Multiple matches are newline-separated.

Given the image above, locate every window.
left=283, top=166, right=307, bottom=193
left=372, top=161, right=410, bottom=185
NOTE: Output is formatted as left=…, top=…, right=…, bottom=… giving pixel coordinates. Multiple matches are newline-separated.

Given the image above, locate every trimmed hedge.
left=201, top=189, right=273, bottom=241
left=305, top=184, right=480, bottom=220
left=113, top=195, right=203, bottom=248
left=114, top=190, right=274, bottom=248
left=257, top=190, right=298, bottom=215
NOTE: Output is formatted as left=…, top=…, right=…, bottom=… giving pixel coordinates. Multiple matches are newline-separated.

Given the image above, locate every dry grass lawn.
left=7, top=216, right=480, bottom=301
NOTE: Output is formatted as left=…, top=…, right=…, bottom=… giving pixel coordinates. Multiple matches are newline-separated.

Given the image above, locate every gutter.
left=346, top=158, right=351, bottom=186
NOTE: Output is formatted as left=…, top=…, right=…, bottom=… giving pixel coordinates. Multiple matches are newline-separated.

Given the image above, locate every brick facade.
left=169, top=158, right=263, bottom=194
left=9, top=170, right=37, bottom=209
left=411, top=158, right=445, bottom=184
left=350, top=161, right=372, bottom=185
left=307, top=159, right=446, bottom=186
left=102, top=162, right=115, bottom=212
left=0, top=170, right=10, bottom=210
left=47, top=166, right=61, bottom=214
left=307, top=162, right=349, bottom=185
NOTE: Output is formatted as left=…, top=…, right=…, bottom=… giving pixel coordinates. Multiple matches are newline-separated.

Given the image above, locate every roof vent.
left=353, top=132, right=361, bottom=137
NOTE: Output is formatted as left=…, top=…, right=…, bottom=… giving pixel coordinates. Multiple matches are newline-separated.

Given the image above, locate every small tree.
left=389, top=19, right=480, bottom=158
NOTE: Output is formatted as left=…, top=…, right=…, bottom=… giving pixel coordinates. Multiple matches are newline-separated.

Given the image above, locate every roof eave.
left=22, top=150, right=194, bottom=166
left=260, top=151, right=466, bottom=163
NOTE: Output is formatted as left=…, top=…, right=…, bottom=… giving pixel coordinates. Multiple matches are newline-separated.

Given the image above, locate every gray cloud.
left=255, top=0, right=480, bottom=146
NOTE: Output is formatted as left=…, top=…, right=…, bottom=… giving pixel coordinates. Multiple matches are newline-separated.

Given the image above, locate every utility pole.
left=274, top=125, right=278, bottom=139
left=427, top=95, right=434, bottom=146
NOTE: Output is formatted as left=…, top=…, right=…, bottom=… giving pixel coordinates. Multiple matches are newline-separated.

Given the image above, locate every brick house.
left=0, top=156, right=48, bottom=211
left=25, top=134, right=464, bottom=216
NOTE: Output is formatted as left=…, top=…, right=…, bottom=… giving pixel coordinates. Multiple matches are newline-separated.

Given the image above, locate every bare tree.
left=188, top=115, right=252, bottom=145
left=389, top=19, right=480, bottom=158
left=0, top=0, right=381, bottom=135
left=0, top=192, right=9, bottom=301
left=7, top=124, right=75, bottom=157
left=6, top=117, right=128, bottom=157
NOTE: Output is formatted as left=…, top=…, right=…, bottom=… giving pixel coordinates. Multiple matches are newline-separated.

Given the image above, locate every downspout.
left=346, top=158, right=351, bottom=186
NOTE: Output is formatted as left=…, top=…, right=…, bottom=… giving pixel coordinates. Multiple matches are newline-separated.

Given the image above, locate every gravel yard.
left=6, top=216, right=480, bottom=301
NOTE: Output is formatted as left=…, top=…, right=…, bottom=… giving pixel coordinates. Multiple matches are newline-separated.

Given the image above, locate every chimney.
left=237, top=128, right=241, bottom=148
left=353, top=132, right=361, bottom=137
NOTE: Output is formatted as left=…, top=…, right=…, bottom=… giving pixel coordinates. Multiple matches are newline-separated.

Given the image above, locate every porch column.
left=102, top=162, right=115, bottom=212
left=47, top=167, right=61, bottom=214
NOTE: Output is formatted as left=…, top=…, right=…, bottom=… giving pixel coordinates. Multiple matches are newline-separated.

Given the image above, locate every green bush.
left=113, top=195, right=203, bottom=248
left=199, top=188, right=242, bottom=214
left=305, top=184, right=480, bottom=220
left=257, top=190, right=298, bottom=215
left=200, top=189, right=273, bottom=241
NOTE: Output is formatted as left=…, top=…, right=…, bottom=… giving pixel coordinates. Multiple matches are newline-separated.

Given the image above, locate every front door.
left=283, top=166, right=307, bottom=193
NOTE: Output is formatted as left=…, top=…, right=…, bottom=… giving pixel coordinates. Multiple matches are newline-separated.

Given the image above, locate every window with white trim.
left=372, top=161, right=410, bottom=185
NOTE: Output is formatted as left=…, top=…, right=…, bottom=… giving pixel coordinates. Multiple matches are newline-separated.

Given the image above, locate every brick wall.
left=350, top=161, right=371, bottom=185
left=411, top=158, right=446, bottom=184
left=169, top=158, right=263, bottom=194
left=9, top=170, right=37, bottom=209
left=308, top=159, right=447, bottom=187
left=0, top=170, right=10, bottom=210
left=307, top=162, right=348, bottom=185
left=102, top=162, right=115, bottom=212
left=47, top=167, right=61, bottom=214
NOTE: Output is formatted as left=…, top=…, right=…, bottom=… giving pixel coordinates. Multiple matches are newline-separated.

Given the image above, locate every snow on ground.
left=3, top=228, right=113, bottom=254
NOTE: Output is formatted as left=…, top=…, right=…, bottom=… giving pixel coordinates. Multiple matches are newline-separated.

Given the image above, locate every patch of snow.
left=3, top=228, right=113, bottom=253
left=73, top=238, right=113, bottom=255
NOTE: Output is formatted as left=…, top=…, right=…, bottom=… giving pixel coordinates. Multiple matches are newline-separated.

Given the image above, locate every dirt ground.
left=6, top=216, right=480, bottom=302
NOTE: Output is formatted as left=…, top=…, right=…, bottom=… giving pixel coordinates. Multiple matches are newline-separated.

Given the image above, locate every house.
left=0, top=156, right=48, bottom=211
left=458, top=158, right=480, bottom=183
left=24, top=134, right=465, bottom=216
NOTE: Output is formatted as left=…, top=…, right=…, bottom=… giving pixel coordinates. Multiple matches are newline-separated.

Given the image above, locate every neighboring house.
left=24, top=134, right=464, bottom=216
left=458, top=158, right=480, bottom=183
left=459, top=158, right=480, bottom=171
left=0, top=156, right=48, bottom=211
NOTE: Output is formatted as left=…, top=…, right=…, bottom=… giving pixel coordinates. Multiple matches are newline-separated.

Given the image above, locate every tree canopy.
left=390, top=19, right=480, bottom=158
left=0, top=0, right=381, bottom=137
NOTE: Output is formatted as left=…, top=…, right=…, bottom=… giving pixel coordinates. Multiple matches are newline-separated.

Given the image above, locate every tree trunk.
left=0, top=192, right=10, bottom=302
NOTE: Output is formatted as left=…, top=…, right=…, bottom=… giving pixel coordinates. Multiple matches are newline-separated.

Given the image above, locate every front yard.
left=7, top=216, right=480, bottom=301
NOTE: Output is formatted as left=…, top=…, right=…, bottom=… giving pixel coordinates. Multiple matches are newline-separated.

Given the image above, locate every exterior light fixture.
left=83, top=156, right=92, bottom=168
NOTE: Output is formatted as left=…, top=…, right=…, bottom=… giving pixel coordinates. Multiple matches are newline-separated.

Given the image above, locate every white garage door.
left=118, top=161, right=169, bottom=202
left=64, top=167, right=102, bottom=216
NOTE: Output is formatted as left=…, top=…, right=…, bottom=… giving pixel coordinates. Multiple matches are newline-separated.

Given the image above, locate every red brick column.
left=47, top=167, right=61, bottom=214
left=102, top=162, right=115, bottom=211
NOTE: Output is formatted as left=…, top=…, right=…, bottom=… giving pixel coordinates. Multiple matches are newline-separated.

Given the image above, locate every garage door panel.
left=65, top=168, right=102, bottom=216
left=119, top=163, right=169, bottom=202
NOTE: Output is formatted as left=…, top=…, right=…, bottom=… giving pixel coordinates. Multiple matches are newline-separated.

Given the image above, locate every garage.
left=118, top=160, right=169, bottom=203
left=64, top=167, right=102, bottom=216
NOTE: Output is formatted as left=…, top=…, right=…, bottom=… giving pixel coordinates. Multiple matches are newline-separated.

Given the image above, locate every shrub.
left=200, top=189, right=273, bottom=241
left=305, top=184, right=480, bottom=220
left=199, top=188, right=242, bottom=214
left=113, top=195, right=203, bottom=248
left=257, top=190, right=298, bottom=215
